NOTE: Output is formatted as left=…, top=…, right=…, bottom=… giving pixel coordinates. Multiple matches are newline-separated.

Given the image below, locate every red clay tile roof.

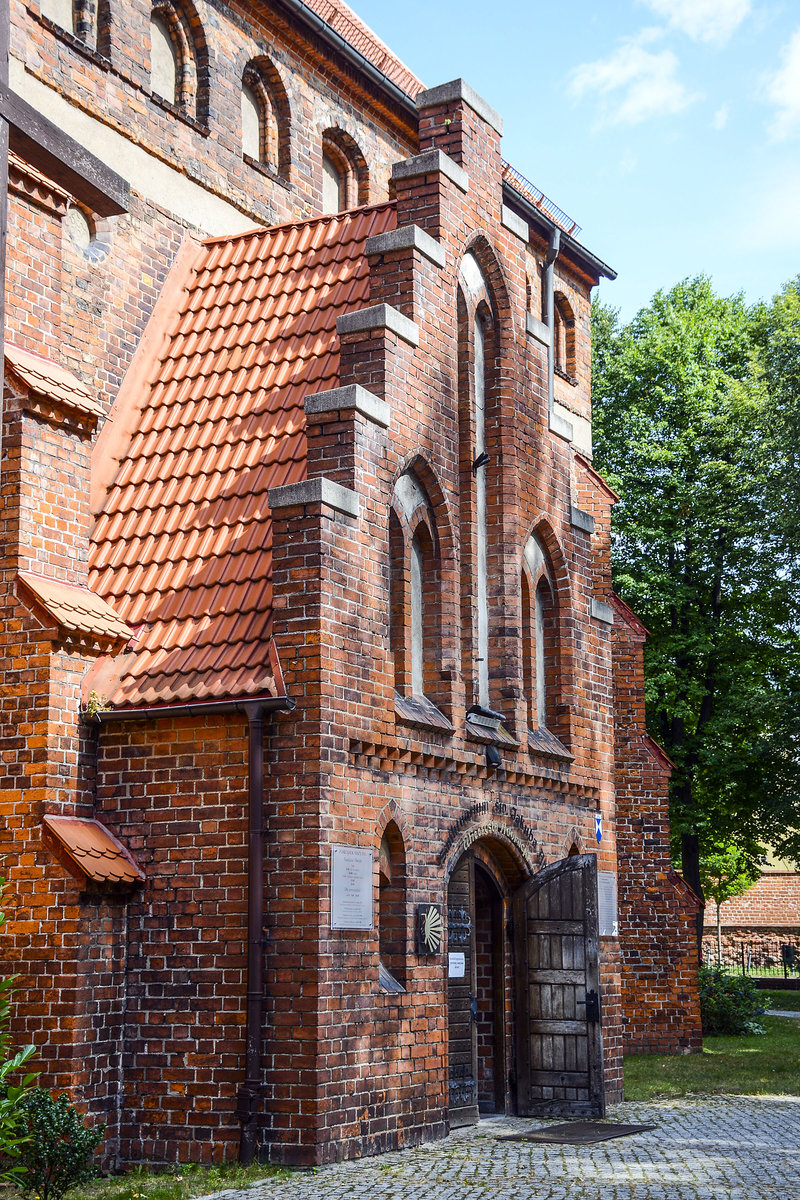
left=17, top=570, right=133, bottom=642
left=302, top=0, right=424, bottom=97
left=90, top=202, right=396, bottom=708
left=42, top=815, right=145, bottom=885
left=5, top=342, right=102, bottom=418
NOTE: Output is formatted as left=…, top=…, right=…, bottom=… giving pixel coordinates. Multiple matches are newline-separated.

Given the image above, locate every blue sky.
left=351, top=0, right=800, bottom=320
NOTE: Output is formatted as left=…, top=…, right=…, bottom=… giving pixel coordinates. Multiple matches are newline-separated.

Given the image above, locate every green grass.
left=0, top=1160, right=293, bottom=1200
left=763, top=988, right=800, bottom=1011
left=625, top=1015, right=800, bottom=1101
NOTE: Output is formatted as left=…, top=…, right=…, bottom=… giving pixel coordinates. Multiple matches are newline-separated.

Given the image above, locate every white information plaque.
left=331, top=845, right=373, bottom=930
left=598, top=869, right=618, bottom=938
left=448, top=952, right=465, bottom=978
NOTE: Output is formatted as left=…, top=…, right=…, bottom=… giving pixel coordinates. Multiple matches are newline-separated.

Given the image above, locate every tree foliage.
left=699, top=841, right=759, bottom=965
left=592, top=277, right=800, bottom=919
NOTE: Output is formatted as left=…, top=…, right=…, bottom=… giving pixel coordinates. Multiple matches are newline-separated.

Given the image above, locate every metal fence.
left=703, top=938, right=800, bottom=978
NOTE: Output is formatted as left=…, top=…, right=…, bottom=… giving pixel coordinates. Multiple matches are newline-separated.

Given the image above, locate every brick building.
left=0, top=0, right=701, bottom=1169
left=702, top=867, right=800, bottom=966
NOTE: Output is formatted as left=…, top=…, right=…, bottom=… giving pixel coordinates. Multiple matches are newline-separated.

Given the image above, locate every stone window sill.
left=394, top=693, right=454, bottom=735
left=528, top=726, right=573, bottom=762
left=32, top=10, right=112, bottom=70
left=150, top=91, right=209, bottom=136
left=243, top=153, right=291, bottom=191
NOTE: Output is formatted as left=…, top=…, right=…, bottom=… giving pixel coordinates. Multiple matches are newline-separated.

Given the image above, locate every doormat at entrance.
left=499, top=1121, right=656, bottom=1145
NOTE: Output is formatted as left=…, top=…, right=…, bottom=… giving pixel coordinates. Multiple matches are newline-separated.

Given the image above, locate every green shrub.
left=16, top=1090, right=105, bottom=1200
left=699, top=964, right=766, bottom=1035
left=0, top=880, right=38, bottom=1184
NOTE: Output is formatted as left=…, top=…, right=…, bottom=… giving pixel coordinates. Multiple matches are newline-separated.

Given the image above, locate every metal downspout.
left=544, top=227, right=560, bottom=424
left=238, top=701, right=265, bottom=1165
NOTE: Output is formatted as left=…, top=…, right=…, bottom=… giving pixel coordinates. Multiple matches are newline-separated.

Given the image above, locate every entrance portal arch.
left=445, top=833, right=530, bottom=1127
left=446, top=839, right=605, bottom=1127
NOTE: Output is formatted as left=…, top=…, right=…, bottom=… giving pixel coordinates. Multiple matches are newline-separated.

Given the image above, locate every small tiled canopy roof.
left=17, top=570, right=132, bottom=642
left=5, top=342, right=102, bottom=418
left=42, top=815, right=144, bottom=885
left=90, top=202, right=396, bottom=707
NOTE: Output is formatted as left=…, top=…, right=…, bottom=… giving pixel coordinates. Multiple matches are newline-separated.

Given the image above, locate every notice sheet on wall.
left=598, top=869, right=619, bottom=938
left=330, top=845, right=374, bottom=929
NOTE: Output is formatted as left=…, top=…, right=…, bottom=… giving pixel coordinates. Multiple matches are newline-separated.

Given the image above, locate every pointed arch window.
left=521, top=532, right=571, bottom=760
left=378, top=823, right=406, bottom=993
left=553, top=291, right=577, bottom=382
left=458, top=253, right=498, bottom=714
left=389, top=471, right=452, bottom=732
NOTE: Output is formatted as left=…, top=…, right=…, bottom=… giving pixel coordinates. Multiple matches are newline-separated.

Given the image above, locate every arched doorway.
left=446, top=839, right=521, bottom=1127
left=447, top=843, right=604, bottom=1126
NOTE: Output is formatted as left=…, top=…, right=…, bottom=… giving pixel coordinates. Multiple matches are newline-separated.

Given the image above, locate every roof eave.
left=273, top=0, right=419, bottom=120
left=502, top=180, right=617, bottom=283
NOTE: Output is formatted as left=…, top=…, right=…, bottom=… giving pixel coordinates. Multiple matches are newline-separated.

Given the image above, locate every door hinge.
left=584, top=988, right=601, bottom=1024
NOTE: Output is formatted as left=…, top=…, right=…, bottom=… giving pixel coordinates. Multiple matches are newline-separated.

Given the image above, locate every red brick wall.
left=0, top=1, right=696, bottom=1169
left=612, top=600, right=702, bottom=1054
left=709, top=874, right=800, bottom=928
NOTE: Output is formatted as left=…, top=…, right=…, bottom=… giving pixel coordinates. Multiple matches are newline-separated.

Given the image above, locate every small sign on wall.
left=417, top=904, right=443, bottom=955
left=598, top=869, right=618, bottom=938
left=448, top=952, right=466, bottom=978
left=330, top=845, right=373, bottom=930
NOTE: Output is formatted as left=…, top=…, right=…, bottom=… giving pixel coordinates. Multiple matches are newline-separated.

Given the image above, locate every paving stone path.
left=216, top=1096, right=800, bottom=1200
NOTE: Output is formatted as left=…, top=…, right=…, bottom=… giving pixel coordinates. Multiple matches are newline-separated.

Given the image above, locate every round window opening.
left=66, top=206, right=93, bottom=250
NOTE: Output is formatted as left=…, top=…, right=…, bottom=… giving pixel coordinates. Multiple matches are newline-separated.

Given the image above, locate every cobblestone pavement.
left=216, top=1096, right=800, bottom=1200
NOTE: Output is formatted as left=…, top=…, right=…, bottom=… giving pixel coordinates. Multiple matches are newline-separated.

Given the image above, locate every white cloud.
left=569, top=31, right=700, bottom=127
left=712, top=104, right=729, bottom=130
left=640, top=0, right=750, bottom=44
left=764, top=27, right=800, bottom=141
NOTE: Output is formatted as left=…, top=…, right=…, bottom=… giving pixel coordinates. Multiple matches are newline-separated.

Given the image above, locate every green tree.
left=698, top=843, right=759, bottom=966
left=592, top=277, right=800, bottom=945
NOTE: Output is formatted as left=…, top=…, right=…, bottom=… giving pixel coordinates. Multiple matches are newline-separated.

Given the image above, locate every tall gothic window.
left=522, top=533, right=556, bottom=730
left=458, top=252, right=496, bottom=711
left=389, top=470, right=450, bottom=730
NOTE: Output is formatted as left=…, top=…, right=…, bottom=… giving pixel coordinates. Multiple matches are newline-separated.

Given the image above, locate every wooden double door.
left=447, top=850, right=604, bottom=1125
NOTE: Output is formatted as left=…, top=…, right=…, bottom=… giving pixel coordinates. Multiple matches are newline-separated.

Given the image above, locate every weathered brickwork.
left=612, top=599, right=702, bottom=1055
left=0, top=0, right=698, bottom=1173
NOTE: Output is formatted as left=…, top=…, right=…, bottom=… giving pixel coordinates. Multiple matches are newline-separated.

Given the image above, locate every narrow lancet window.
left=474, top=314, right=489, bottom=707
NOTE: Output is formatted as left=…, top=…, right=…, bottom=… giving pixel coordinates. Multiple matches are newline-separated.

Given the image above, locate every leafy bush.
left=0, top=880, right=38, bottom=1183
left=16, top=1090, right=105, bottom=1200
left=699, top=964, right=766, bottom=1035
